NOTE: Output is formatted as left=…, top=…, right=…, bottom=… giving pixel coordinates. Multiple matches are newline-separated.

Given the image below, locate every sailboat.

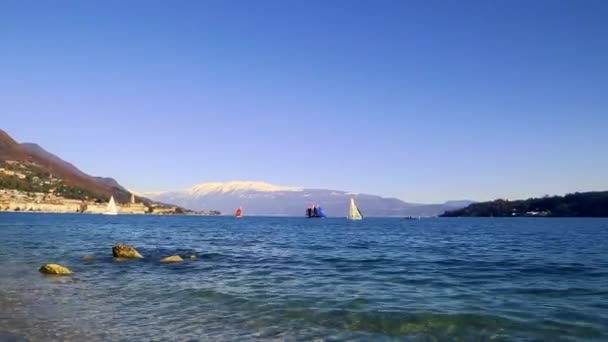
left=235, top=207, right=243, bottom=218
left=348, top=198, right=363, bottom=220
left=306, top=205, right=326, bottom=218
left=104, top=195, right=118, bottom=215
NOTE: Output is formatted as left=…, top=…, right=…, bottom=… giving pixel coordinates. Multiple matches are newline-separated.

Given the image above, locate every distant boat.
left=348, top=198, right=363, bottom=220
left=104, top=196, right=118, bottom=215
left=235, top=207, right=243, bottom=218
left=306, top=205, right=326, bottom=218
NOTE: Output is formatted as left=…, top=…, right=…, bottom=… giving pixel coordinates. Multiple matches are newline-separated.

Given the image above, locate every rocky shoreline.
left=39, top=244, right=196, bottom=276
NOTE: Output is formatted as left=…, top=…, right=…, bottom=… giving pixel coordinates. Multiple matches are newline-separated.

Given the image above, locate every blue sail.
left=317, top=207, right=326, bottom=217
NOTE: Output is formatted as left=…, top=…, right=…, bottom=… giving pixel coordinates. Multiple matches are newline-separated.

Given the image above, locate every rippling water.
left=0, top=213, right=607, bottom=341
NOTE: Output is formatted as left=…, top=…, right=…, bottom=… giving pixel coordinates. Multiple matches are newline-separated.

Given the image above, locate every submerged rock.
left=160, top=255, right=183, bottom=263
left=82, top=255, right=95, bottom=261
left=39, top=264, right=72, bottom=275
left=112, top=244, right=143, bottom=259
left=189, top=255, right=197, bottom=260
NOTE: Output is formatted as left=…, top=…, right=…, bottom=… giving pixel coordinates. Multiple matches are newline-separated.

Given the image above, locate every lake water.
left=0, top=214, right=607, bottom=341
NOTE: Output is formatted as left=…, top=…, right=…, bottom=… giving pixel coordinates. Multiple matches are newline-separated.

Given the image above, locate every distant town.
left=0, top=160, right=220, bottom=215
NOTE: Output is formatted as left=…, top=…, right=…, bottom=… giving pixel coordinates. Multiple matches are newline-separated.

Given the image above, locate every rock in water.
left=39, top=264, right=72, bottom=275
left=112, top=244, right=144, bottom=259
left=189, top=255, right=197, bottom=260
left=160, top=255, right=183, bottom=263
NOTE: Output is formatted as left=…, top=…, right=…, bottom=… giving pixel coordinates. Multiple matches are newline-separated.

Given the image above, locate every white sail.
left=348, top=198, right=363, bottom=220
left=104, top=195, right=118, bottom=215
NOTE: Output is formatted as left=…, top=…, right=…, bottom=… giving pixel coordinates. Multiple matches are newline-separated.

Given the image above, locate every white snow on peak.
left=188, top=181, right=303, bottom=195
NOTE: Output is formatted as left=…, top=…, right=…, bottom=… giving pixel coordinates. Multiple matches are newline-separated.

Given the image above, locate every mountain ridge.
left=144, top=181, right=473, bottom=217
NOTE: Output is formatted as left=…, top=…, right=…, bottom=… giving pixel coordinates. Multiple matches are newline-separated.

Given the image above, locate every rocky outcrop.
left=39, top=264, right=72, bottom=275
left=160, top=255, right=183, bottom=263
left=112, top=244, right=143, bottom=259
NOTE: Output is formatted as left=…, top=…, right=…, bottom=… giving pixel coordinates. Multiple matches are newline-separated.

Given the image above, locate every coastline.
left=0, top=210, right=216, bottom=216
left=0, top=189, right=218, bottom=216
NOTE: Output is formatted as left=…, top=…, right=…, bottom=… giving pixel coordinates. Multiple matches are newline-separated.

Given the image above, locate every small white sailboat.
left=348, top=197, right=363, bottom=220
left=104, top=195, right=118, bottom=215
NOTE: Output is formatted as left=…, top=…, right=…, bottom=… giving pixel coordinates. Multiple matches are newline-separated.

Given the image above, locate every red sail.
left=235, top=208, right=243, bottom=217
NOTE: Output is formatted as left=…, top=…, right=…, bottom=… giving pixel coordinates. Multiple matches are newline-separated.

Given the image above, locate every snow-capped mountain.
left=188, top=181, right=302, bottom=195
left=143, top=181, right=472, bottom=217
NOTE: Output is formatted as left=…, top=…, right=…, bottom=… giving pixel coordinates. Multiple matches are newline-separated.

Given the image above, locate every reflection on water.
left=0, top=214, right=607, bottom=340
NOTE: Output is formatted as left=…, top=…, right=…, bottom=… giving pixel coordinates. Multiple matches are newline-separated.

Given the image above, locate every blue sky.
left=1, top=0, right=607, bottom=203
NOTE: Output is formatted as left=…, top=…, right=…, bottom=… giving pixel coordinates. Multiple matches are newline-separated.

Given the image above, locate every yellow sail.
left=348, top=198, right=363, bottom=220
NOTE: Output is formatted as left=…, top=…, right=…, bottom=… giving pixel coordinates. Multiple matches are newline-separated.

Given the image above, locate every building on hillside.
left=149, top=206, right=178, bottom=214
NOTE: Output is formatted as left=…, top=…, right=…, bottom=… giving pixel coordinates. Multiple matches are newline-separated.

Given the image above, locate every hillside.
left=441, top=191, right=608, bottom=217
left=0, top=129, right=23, bottom=160
left=144, top=181, right=473, bottom=217
left=1, top=129, right=143, bottom=204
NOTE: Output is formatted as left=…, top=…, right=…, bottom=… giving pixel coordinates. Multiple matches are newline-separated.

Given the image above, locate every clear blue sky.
left=1, top=0, right=607, bottom=203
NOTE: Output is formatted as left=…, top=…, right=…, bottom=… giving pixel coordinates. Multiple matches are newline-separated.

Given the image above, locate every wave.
left=179, top=288, right=607, bottom=339
left=502, top=287, right=608, bottom=297
left=280, top=309, right=604, bottom=338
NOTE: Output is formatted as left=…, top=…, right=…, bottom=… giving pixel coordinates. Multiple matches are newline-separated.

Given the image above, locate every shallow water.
left=0, top=213, right=607, bottom=341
